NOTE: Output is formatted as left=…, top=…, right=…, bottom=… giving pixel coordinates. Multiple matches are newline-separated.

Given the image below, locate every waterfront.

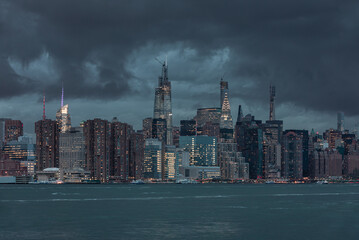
left=0, top=184, right=358, bottom=240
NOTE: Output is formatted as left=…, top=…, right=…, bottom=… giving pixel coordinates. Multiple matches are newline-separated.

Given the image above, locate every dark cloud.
left=1, top=0, right=359, bottom=132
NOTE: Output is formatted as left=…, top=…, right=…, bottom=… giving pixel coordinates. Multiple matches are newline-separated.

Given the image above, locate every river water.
left=0, top=184, right=358, bottom=240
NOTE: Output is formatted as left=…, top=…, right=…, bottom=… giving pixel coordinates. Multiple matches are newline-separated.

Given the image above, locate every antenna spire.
left=61, top=81, right=64, bottom=107
left=43, top=93, right=46, bottom=121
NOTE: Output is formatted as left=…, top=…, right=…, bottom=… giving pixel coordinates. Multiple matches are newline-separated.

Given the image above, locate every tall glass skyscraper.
left=153, top=60, right=172, bottom=145
left=144, top=138, right=163, bottom=179
left=56, top=86, right=71, bottom=133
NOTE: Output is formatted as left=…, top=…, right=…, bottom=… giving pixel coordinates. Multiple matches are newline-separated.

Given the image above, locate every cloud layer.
left=1, top=0, right=359, bottom=133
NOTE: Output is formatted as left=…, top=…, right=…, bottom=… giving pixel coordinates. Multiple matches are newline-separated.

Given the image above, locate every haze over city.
left=1, top=0, right=359, bottom=134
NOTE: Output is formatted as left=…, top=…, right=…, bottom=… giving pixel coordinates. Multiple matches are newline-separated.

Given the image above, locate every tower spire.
left=43, top=93, right=46, bottom=121
left=61, top=81, right=64, bottom=108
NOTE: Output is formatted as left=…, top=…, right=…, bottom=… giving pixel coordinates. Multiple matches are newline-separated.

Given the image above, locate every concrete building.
left=83, top=119, right=111, bottom=183
left=111, top=120, right=133, bottom=181
left=35, top=119, right=59, bottom=170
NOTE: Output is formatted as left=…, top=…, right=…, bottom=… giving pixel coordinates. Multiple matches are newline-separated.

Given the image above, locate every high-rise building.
left=0, top=119, right=23, bottom=148
left=111, top=120, right=133, bottom=181
left=164, top=145, right=177, bottom=180
left=172, top=126, right=180, bottom=148
left=56, top=86, right=71, bottom=133
left=262, top=120, right=283, bottom=144
left=83, top=119, right=111, bottom=182
left=220, top=80, right=228, bottom=109
left=0, top=118, right=8, bottom=149
left=129, top=132, right=145, bottom=180
left=287, top=129, right=309, bottom=177
left=142, top=117, right=153, bottom=139
left=324, top=129, right=342, bottom=150
left=282, top=131, right=303, bottom=179
left=143, top=138, right=162, bottom=179
left=2, top=136, right=36, bottom=175
left=153, top=60, right=172, bottom=145
left=35, top=119, right=59, bottom=170
left=179, top=135, right=217, bottom=166
left=262, top=120, right=283, bottom=178
left=180, top=120, right=197, bottom=136
left=219, top=80, right=233, bottom=131
left=235, top=114, right=263, bottom=179
left=59, top=127, right=85, bottom=171
left=218, top=139, right=248, bottom=180
left=337, top=112, right=344, bottom=132
left=198, top=122, right=220, bottom=140
left=263, top=141, right=281, bottom=179
left=4, top=120, right=23, bottom=143
left=152, top=118, right=167, bottom=143
left=194, top=108, right=221, bottom=128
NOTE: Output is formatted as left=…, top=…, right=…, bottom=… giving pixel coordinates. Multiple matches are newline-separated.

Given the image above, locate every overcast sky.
left=1, top=0, right=359, bottom=134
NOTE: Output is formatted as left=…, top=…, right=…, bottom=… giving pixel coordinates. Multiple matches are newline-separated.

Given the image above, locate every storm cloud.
left=1, top=0, right=359, bottom=133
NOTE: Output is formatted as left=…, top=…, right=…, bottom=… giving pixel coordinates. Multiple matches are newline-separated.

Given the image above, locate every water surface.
left=0, top=184, right=358, bottom=240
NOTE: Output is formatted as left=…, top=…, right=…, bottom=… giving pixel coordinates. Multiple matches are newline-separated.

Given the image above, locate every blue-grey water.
left=0, top=184, right=358, bottom=240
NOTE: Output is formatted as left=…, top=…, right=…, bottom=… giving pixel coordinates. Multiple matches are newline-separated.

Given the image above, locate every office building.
left=153, top=60, right=173, bottom=145
left=235, top=114, right=263, bottom=179
left=142, top=117, right=153, bottom=139
left=337, top=112, right=344, bottom=132
left=2, top=136, right=36, bottom=175
left=143, top=138, right=162, bottom=179
left=59, top=127, right=85, bottom=171
left=282, top=131, right=303, bottom=179
left=179, top=135, right=217, bottom=166
left=180, top=120, right=197, bottom=136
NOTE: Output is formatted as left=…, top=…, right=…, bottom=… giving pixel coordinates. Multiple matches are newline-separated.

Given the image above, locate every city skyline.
left=1, top=0, right=359, bottom=134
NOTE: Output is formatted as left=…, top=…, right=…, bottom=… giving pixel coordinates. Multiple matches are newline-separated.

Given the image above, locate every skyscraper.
left=153, top=60, right=172, bottom=145
left=282, top=131, right=303, bottom=179
left=129, top=132, right=145, bottom=180
left=111, top=120, right=133, bottom=181
left=180, top=120, right=197, bottom=136
left=142, top=117, right=153, bottom=139
left=59, top=127, right=85, bottom=171
left=144, top=138, right=162, bottom=179
left=194, top=108, right=221, bottom=127
left=35, top=119, right=59, bottom=170
left=220, top=79, right=228, bottom=109
left=56, top=85, right=71, bottom=133
left=337, top=112, right=344, bottom=132
left=235, top=114, right=264, bottom=179
left=219, top=80, right=233, bottom=131
left=152, top=118, right=167, bottom=143
left=83, top=119, right=111, bottom=182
